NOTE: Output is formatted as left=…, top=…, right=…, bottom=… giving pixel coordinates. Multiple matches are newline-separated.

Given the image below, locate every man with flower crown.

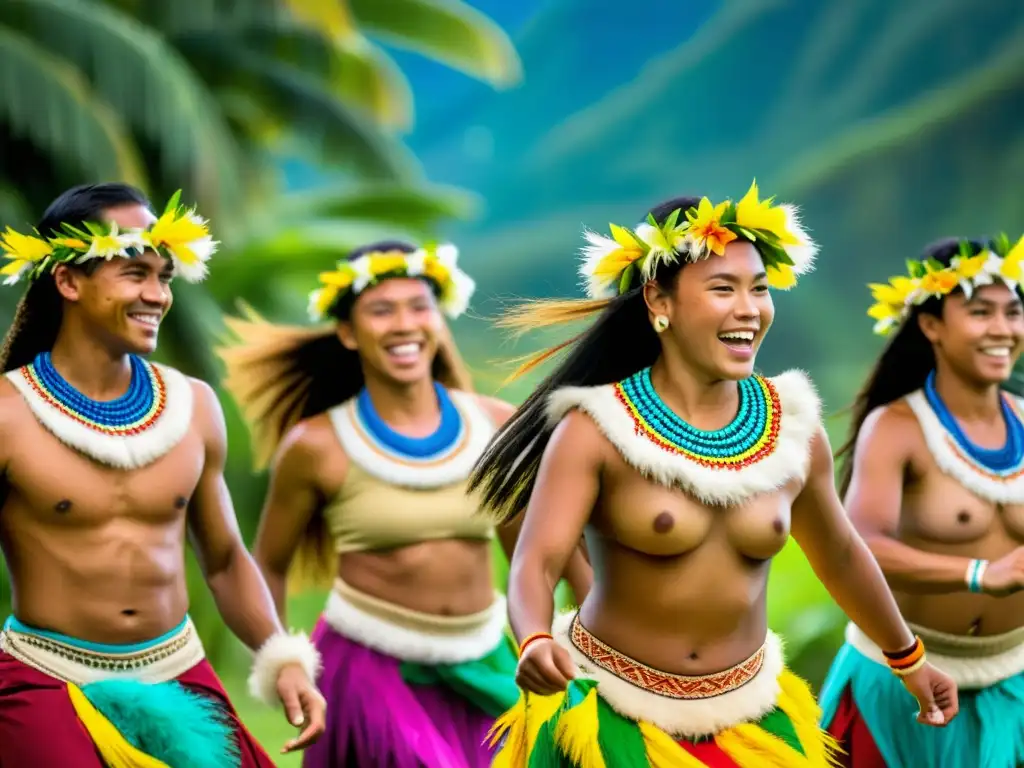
left=0, top=183, right=325, bottom=767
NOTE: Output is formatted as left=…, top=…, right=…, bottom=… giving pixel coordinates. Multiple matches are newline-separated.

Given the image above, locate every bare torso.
left=0, top=378, right=203, bottom=644
left=308, top=410, right=497, bottom=618
left=892, top=401, right=1024, bottom=635
left=579, top=442, right=799, bottom=675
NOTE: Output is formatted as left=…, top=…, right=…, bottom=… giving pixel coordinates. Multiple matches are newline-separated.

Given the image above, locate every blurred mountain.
left=424, top=0, right=1024, bottom=407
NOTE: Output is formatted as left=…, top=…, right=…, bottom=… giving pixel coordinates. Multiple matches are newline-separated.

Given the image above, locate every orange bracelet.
left=518, top=632, right=554, bottom=658
left=883, top=635, right=927, bottom=677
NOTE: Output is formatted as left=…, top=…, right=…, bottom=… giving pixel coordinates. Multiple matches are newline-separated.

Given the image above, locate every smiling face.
left=918, top=282, right=1024, bottom=385
left=52, top=203, right=173, bottom=356
left=644, top=239, right=774, bottom=381
left=337, top=277, right=442, bottom=386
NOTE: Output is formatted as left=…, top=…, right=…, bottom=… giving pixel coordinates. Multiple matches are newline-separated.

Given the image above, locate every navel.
left=54, top=499, right=72, bottom=514
left=957, top=511, right=971, bottom=525
left=653, top=512, right=675, bottom=534
left=688, top=651, right=699, bottom=660
left=174, top=495, right=188, bottom=509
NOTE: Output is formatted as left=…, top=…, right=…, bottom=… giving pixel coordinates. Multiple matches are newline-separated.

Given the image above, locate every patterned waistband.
left=568, top=612, right=765, bottom=700
left=0, top=615, right=205, bottom=686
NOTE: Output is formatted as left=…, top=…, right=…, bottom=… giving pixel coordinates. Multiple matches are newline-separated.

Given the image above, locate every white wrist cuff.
left=247, top=630, right=322, bottom=706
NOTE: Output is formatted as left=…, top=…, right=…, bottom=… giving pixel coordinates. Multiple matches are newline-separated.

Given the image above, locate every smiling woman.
left=468, top=183, right=960, bottom=767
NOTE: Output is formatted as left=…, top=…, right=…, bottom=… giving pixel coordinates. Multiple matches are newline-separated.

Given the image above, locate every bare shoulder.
left=468, top=393, right=517, bottom=427
left=0, top=375, right=31, bottom=438
left=549, top=408, right=608, bottom=460
left=276, top=412, right=345, bottom=473
left=857, top=399, right=920, bottom=457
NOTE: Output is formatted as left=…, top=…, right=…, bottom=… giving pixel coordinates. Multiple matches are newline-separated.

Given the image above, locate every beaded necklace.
left=614, top=367, right=781, bottom=468
left=923, top=370, right=1024, bottom=474
left=22, top=352, right=166, bottom=436
left=354, top=382, right=462, bottom=459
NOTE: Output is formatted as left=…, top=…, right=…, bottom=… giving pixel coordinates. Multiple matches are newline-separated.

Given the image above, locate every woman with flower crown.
left=0, top=183, right=324, bottom=767
left=468, top=182, right=960, bottom=767
left=216, top=240, right=592, bottom=767
left=818, top=234, right=1024, bottom=768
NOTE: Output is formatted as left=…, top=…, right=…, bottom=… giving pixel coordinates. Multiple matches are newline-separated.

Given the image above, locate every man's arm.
left=187, top=380, right=324, bottom=744
left=478, top=395, right=593, bottom=604
left=846, top=406, right=983, bottom=593
left=253, top=419, right=333, bottom=624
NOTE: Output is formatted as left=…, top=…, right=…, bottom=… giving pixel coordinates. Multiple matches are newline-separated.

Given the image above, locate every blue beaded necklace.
left=615, top=367, right=780, bottom=466
left=26, top=352, right=162, bottom=434
left=355, top=382, right=462, bottom=459
left=924, top=370, right=1024, bottom=472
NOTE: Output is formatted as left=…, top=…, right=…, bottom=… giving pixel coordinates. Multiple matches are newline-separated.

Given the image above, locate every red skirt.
left=0, top=649, right=276, bottom=767
left=826, top=687, right=887, bottom=768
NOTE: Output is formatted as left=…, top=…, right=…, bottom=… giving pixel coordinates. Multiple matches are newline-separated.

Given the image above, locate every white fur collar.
left=545, top=370, right=820, bottom=505
left=554, top=611, right=784, bottom=738
left=328, top=389, right=495, bottom=489
left=6, top=361, right=193, bottom=470
left=905, top=389, right=1024, bottom=504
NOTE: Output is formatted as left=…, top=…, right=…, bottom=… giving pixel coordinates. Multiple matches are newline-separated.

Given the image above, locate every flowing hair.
left=468, top=197, right=701, bottom=524
left=0, top=184, right=151, bottom=372
left=835, top=236, right=1024, bottom=496
left=216, top=241, right=475, bottom=587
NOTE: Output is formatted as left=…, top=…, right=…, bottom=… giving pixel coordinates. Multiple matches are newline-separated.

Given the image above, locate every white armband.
left=247, top=630, right=322, bottom=706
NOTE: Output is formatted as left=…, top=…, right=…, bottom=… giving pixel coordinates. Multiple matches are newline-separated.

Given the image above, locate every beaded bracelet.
left=966, top=558, right=988, bottom=593
left=518, top=632, right=554, bottom=658
left=883, top=635, right=927, bottom=677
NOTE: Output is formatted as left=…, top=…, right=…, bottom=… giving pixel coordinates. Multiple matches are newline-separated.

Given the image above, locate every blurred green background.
left=1, top=0, right=1023, bottom=763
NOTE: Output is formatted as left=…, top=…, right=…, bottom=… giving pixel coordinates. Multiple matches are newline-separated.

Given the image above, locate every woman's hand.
left=515, top=638, right=577, bottom=695
left=900, top=662, right=959, bottom=726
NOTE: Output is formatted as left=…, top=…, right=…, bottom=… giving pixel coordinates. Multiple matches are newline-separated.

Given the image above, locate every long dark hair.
left=216, top=240, right=475, bottom=585
left=0, top=183, right=151, bottom=372
left=467, top=197, right=700, bottom=524
left=835, top=236, right=1023, bottom=496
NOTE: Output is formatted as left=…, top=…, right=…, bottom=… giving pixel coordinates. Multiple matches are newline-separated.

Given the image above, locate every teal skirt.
left=819, top=641, right=1024, bottom=768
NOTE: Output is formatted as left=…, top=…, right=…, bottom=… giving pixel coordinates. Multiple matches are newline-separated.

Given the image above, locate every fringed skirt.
left=819, top=621, right=1024, bottom=768
left=489, top=612, right=840, bottom=767
left=301, top=578, right=519, bottom=768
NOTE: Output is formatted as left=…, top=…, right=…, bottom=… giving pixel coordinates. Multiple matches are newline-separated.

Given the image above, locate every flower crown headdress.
left=308, top=242, right=476, bottom=321
left=867, top=233, right=1024, bottom=336
left=0, top=190, right=217, bottom=286
left=579, top=180, right=818, bottom=299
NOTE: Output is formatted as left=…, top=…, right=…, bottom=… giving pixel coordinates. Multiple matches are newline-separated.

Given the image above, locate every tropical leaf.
left=173, top=35, right=417, bottom=181
left=174, top=24, right=413, bottom=130
left=349, top=0, right=522, bottom=87
left=0, top=23, right=147, bottom=188
left=1, top=0, right=244, bottom=221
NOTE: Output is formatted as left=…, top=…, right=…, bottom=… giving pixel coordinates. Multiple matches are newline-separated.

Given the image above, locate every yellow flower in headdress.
left=767, top=263, right=796, bottom=290
left=734, top=180, right=800, bottom=245
left=919, top=265, right=959, bottom=296
left=685, top=198, right=737, bottom=257
left=580, top=223, right=646, bottom=297
left=146, top=207, right=217, bottom=281
left=0, top=227, right=53, bottom=284
left=998, top=234, right=1024, bottom=286
left=867, top=276, right=920, bottom=335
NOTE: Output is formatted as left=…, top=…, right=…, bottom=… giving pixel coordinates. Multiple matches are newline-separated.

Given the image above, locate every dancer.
left=0, top=183, right=324, bottom=768
left=217, top=240, right=592, bottom=767
left=819, top=234, right=1024, bottom=768
left=469, top=182, right=959, bottom=766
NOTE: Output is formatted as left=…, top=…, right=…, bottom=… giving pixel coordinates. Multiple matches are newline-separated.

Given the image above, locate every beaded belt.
left=569, top=613, right=765, bottom=699
left=0, top=615, right=205, bottom=686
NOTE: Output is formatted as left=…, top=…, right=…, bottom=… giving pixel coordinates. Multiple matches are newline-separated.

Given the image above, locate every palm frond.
left=174, top=24, right=413, bottom=131
left=1, top=0, right=244, bottom=221
left=173, top=36, right=418, bottom=180
left=0, top=23, right=147, bottom=189
left=349, top=0, right=522, bottom=88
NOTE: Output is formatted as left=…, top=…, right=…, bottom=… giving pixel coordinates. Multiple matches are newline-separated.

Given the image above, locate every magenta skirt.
left=301, top=617, right=519, bottom=768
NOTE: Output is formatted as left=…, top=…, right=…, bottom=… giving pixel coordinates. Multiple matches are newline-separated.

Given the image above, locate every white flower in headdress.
left=77, top=223, right=146, bottom=263
left=349, top=254, right=375, bottom=293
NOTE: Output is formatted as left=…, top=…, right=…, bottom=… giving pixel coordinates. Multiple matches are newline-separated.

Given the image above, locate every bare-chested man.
left=469, top=182, right=959, bottom=766
left=0, top=183, right=325, bottom=767
left=819, top=234, right=1024, bottom=768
